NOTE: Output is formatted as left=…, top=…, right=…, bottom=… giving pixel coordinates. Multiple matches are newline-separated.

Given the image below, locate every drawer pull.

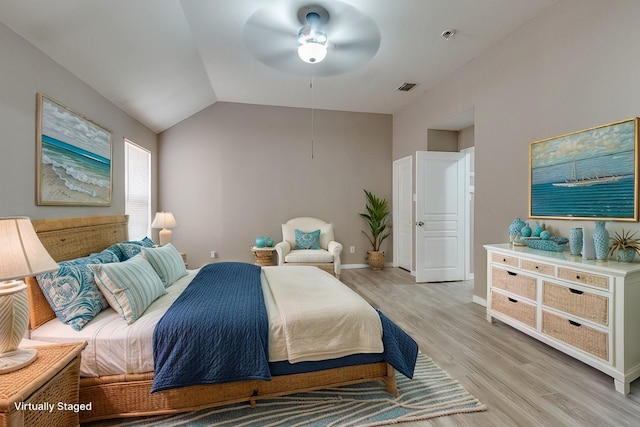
left=569, top=320, right=582, bottom=327
left=508, top=297, right=518, bottom=303
left=507, top=271, right=517, bottom=276
left=503, top=258, right=507, bottom=262
left=575, top=275, right=581, bottom=280
left=569, top=288, right=584, bottom=295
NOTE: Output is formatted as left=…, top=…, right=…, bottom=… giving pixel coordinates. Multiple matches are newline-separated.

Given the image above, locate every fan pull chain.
left=310, top=75, right=315, bottom=159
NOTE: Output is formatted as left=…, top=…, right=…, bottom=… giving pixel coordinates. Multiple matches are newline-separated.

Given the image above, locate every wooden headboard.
left=25, top=215, right=129, bottom=329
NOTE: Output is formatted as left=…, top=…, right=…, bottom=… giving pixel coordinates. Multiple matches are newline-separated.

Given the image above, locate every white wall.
left=0, top=21, right=158, bottom=221
left=158, top=102, right=393, bottom=268
left=393, top=0, right=640, bottom=300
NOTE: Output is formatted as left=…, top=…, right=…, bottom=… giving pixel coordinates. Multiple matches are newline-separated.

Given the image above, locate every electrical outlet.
left=350, top=246, right=356, bottom=254
left=210, top=251, right=217, bottom=258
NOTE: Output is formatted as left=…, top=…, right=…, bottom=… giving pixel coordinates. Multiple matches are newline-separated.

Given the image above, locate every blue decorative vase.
left=569, top=228, right=583, bottom=256
left=509, top=218, right=527, bottom=245
left=533, top=221, right=544, bottom=238
left=255, top=236, right=266, bottom=248
left=618, top=248, right=636, bottom=263
left=265, top=237, right=274, bottom=247
left=592, top=221, right=609, bottom=261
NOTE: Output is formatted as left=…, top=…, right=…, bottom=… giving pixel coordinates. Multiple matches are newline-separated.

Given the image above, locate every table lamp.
left=0, top=217, right=59, bottom=374
left=151, top=212, right=177, bottom=246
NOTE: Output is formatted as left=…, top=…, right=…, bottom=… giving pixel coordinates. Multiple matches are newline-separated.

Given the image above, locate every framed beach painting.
left=529, top=118, right=639, bottom=221
left=36, top=93, right=113, bottom=206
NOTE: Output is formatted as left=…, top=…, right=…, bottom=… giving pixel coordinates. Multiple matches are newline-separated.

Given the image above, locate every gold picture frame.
left=529, top=118, right=639, bottom=221
left=36, top=93, right=113, bottom=206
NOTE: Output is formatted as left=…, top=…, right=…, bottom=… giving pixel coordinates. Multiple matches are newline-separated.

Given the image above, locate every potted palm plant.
left=360, top=189, right=390, bottom=270
left=608, top=229, right=640, bottom=262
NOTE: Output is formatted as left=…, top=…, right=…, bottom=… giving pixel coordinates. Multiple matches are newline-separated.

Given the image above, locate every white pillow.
left=141, top=243, right=187, bottom=287
left=89, top=255, right=166, bottom=324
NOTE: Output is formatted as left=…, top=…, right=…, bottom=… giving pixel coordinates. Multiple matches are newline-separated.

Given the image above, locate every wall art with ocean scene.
left=37, top=93, right=112, bottom=206
left=529, top=118, right=639, bottom=221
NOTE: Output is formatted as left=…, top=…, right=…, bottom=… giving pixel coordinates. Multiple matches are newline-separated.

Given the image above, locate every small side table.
left=251, top=246, right=276, bottom=266
left=0, top=341, right=85, bottom=427
left=179, top=252, right=188, bottom=268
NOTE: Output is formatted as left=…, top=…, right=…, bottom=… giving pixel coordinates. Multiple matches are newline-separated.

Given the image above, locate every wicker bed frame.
left=23, top=215, right=397, bottom=423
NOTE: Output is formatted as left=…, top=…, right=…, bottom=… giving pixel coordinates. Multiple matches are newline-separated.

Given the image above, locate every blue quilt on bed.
left=152, top=262, right=418, bottom=392
left=151, top=262, right=269, bottom=393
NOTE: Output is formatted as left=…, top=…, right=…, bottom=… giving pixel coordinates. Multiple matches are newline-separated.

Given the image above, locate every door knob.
left=416, top=221, right=424, bottom=227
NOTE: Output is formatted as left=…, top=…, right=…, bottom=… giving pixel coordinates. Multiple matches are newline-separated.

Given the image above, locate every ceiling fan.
left=242, top=1, right=381, bottom=77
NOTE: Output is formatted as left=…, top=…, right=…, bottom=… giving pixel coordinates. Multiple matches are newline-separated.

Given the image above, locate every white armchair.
left=274, top=217, right=343, bottom=278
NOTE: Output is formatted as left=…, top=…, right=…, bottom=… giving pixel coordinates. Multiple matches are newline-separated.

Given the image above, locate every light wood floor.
left=340, top=267, right=640, bottom=426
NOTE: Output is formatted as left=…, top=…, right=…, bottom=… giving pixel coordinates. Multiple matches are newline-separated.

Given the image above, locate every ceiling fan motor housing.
left=297, top=6, right=330, bottom=63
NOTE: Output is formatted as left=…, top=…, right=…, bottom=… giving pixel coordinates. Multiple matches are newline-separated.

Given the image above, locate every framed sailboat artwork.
left=529, top=118, right=639, bottom=221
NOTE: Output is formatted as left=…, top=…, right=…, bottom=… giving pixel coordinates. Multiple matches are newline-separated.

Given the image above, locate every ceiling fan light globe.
left=298, top=42, right=327, bottom=63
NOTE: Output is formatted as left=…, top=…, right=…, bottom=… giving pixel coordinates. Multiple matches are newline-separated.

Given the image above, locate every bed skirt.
left=79, top=361, right=396, bottom=422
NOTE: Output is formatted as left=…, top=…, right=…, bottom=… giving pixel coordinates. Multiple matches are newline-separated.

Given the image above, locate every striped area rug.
left=107, top=353, right=486, bottom=426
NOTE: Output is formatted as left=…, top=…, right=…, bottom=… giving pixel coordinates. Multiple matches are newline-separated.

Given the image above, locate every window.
left=125, top=140, right=151, bottom=240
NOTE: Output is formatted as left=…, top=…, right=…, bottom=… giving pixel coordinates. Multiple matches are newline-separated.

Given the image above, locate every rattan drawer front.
left=521, top=259, right=554, bottom=276
left=557, top=267, right=609, bottom=290
left=542, top=311, right=609, bottom=361
left=492, top=253, right=518, bottom=268
left=491, top=291, right=536, bottom=328
left=491, top=267, right=537, bottom=300
left=542, top=281, right=609, bottom=326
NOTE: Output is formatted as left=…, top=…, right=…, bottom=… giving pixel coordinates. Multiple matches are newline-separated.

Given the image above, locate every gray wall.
left=158, top=102, right=392, bottom=268
left=394, top=0, right=640, bottom=302
left=0, top=21, right=157, bottom=222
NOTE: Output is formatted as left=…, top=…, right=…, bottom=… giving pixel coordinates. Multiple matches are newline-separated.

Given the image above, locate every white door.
left=393, top=156, right=412, bottom=271
left=415, top=151, right=466, bottom=282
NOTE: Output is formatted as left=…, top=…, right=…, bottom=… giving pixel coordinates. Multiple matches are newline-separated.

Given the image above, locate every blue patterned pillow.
left=110, top=237, right=155, bottom=261
left=141, top=244, right=187, bottom=287
left=294, top=229, right=322, bottom=249
left=89, top=255, right=166, bottom=324
left=36, top=250, right=118, bottom=331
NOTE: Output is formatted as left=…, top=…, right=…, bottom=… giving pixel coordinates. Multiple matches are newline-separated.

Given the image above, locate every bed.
left=23, top=215, right=416, bottom=423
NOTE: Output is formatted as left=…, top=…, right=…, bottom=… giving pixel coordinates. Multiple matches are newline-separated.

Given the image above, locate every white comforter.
left=31, top=265, right=383, bottom=377
left=263, top=266, right=382, bottom=363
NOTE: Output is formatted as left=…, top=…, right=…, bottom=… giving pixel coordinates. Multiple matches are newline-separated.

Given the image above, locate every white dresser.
left=485, top=243, right=640, bottom=394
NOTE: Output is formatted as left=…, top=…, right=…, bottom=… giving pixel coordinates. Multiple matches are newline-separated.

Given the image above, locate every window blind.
left=125, top=140, right=151, bottom=240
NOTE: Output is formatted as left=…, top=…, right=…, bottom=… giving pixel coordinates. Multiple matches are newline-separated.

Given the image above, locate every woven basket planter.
left=367, top=251, right=385, bottom=270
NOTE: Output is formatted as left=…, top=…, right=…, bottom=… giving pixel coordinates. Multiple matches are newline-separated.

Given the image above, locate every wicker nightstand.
left=251, top=246, right=276, bottom=266
left=0, top=342, right=85, bottom=427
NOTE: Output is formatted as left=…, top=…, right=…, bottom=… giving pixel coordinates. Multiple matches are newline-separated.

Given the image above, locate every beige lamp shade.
left=0, top=217, right=59, bottom=374
left=151, top=212, right=177, bottom=246
left=0, top=217, right=60, bottom=280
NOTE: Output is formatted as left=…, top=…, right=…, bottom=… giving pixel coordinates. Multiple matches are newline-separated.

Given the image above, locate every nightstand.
left=179, top=252, right=188, bottom=268
left=0, top=341, right=85, bottom=427
left=251, top=246, right=276, bottom=266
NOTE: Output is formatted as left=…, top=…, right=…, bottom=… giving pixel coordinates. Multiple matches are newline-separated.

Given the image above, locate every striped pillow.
left=141, top=243, right=187, bottom=287
left=89, top=255, right=167, bottom=324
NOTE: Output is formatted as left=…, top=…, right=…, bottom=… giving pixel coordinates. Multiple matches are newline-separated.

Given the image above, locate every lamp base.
left=0, top=348, right=37, bottom=374
left=158, top=228, right=172, bottom=246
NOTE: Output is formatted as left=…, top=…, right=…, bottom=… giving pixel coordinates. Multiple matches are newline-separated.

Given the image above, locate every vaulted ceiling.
left=0, top=0, right=558, bottom=133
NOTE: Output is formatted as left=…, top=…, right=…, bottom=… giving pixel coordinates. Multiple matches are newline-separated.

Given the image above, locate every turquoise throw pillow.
left=89, top=255, right=167, bottom=324
left=141, top=244, right=187, bottom=287
left=294, top=229, right=321, bottom=249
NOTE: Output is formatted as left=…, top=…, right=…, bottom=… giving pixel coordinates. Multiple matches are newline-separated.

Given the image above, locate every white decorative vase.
left=0, top=281, right=37, bottom=373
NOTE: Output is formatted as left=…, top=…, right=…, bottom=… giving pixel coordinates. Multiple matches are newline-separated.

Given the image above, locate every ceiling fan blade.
left=243, top=0, right=381, bottom=77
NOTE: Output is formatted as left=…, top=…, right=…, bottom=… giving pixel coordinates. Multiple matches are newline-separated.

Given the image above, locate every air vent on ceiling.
left=397, top=82, right=417, bottom=92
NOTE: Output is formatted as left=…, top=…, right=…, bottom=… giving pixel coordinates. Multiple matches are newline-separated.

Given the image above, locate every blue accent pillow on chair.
left=294, top=229, right=321, bottom=249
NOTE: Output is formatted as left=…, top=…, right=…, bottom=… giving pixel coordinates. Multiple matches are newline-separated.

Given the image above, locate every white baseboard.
left=472, top=295, right=487, bottom=307
left=341, top=264, right=369, bottom=270
left=342, top=263, right=395, bottom=270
